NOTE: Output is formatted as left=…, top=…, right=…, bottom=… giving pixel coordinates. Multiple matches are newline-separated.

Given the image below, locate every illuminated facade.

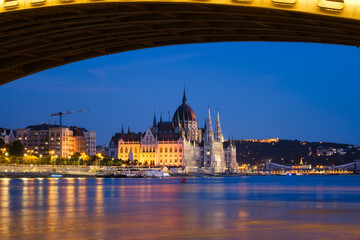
left=17, top=124, right=96, bottom=158
left=109, top=91, right=238, bottom=173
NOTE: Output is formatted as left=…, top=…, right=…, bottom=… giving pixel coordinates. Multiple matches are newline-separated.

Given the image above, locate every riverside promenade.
left=0, top=165, right=97, bottom=178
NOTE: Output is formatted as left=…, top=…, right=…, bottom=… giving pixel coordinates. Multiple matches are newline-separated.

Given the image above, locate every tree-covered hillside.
left=233, top=140, right=360, bottom=166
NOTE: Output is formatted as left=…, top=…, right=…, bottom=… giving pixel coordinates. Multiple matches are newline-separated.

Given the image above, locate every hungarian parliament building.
left=109, top=90, right=238, bottom=173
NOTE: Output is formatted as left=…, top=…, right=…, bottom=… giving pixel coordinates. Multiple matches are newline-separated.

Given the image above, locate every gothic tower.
left=202, top=107, right=215, bottom=168
left=204, top=108, right=214, bottom=144
left=214, top=110, right=224, bottom=142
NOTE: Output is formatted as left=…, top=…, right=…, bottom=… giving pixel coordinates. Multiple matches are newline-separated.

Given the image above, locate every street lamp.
left=23, top=153, right=27, bottom=165
left=97, top=153, right=104, bottom=167
left=53, top=155, right=58, bottom=167
left=49, top=150, right=55, bottom=166
left=39, top=154, right=42, bottom=165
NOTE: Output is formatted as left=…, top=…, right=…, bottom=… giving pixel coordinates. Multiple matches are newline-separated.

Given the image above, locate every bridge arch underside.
left=2, top=2, right=360, bottom=84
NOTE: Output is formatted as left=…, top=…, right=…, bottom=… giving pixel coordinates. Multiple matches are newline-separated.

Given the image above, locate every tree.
left=24, top=155, right=39, bottom=164
left=0, top=138, right=5, bottom=148
left=9, top=141, right=24, bottom=156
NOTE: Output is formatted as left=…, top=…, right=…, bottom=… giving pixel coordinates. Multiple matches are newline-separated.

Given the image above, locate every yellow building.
left=115, top=122, right=183, bottom=166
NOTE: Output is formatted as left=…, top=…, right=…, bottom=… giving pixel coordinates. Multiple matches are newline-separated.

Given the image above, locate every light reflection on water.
left=1, top=176, right=360, bottom=239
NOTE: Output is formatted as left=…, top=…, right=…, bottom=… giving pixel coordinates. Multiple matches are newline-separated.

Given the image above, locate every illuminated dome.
left=172, top=90, right=197, bottom=126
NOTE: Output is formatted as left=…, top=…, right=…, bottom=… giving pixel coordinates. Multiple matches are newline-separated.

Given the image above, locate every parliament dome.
left=172, top=90, right=197, bottom=125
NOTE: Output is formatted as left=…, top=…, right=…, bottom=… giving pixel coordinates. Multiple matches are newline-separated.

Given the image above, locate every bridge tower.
left=265, top=159, right=271, bottom=172
left=354, top=160, right=360, bottom=174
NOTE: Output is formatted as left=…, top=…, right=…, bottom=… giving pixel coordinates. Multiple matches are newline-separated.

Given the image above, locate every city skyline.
left=1, top=42, right=360, bottom=145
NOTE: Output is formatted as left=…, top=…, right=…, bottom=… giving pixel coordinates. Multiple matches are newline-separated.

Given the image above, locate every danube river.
left=1, top=176, right=360, bottom=239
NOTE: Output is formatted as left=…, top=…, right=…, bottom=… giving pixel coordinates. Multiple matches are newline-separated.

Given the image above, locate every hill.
left=233, top=139, right=360, bottom=166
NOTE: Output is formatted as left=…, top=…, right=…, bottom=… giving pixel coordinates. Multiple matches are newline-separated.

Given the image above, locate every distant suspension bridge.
left=263, top=159, right=360, bottom=174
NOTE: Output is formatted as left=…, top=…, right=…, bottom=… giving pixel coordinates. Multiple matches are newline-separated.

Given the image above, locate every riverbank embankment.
left=0, top=165, right=97, bottom=178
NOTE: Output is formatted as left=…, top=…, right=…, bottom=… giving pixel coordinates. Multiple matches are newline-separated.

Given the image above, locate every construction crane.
left=51, top=109, right=90, bottom=126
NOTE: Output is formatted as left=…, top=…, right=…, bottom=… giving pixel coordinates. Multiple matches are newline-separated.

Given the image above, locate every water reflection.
left=1, top=176, right=360, bottom=239
left=0, top=179, right=10, bottom=235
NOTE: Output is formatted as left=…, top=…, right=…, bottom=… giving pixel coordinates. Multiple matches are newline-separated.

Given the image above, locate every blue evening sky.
left=1, top=42, right=360, bottom=145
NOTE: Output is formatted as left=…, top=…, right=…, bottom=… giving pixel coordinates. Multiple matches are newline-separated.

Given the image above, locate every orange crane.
left=51, top=109, right=90, bottom=126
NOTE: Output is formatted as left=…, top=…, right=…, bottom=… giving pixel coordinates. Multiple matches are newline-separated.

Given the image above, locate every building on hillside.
left=17, top=124, right=96, bottom=158
left=241, top=138, right=280, bottom=143
left=0, top=128, right=17, bottom=145
left=109, top=90, right=238, bottom=173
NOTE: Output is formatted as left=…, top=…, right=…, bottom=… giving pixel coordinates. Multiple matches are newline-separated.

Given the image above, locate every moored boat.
left=144, top=170, right=170, bottom=178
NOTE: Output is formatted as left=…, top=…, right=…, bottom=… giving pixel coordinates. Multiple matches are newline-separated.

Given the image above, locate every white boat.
left=50, top=174, right=63, bottom=178
left=144, top=170, right=170, bottom=178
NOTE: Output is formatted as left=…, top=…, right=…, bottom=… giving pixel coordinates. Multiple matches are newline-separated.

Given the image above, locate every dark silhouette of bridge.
left=1, top=0, right=360, bottom=84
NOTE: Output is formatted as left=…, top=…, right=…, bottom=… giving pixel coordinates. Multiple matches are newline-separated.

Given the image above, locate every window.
left=179, top=147, right=182, bottom=152
left=120, top=147, right=123, bottom=153
left=174, top=148, right=177, bottom=153
left=169, top=148, right=172, bottom=153
left=125, top=148, right=128, bottom=153
left=165, top=148, right=168, bottom=153
left=160, top=148, right=163, bottom=153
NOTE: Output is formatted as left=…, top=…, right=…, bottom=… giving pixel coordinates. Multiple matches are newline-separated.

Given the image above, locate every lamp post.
left=49, top=150, right=54, bottom=166
left=97, top=153, right=104, bottom=167
left=39, top=154, right=42, bottom=165
left=4, top=152, right=8, bottom=164
left=23, top=153, right=27, bottom=165
left=53, top=155, right=58, bottom=167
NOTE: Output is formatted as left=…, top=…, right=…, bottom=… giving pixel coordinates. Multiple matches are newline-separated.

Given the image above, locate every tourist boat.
left=97, top=169, right=144, bottom=178
left=120, top=169, right=144, bottom=178
left=144, top=170, right=170, bottom=178
left=50, top=174, right=63, bottom=178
